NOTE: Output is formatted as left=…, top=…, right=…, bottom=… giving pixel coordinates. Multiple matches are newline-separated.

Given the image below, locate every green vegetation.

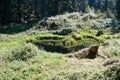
left=0, top=11, right=120, bottom=80
left=0, top=43, right=120, bottom=80
left=0, top=43, right=67, bottom=80
left=31, top=31, right=103, bottom=53
left=0, top=0, right=120, bottom=79
left=1, top=0, right=118, bottom=25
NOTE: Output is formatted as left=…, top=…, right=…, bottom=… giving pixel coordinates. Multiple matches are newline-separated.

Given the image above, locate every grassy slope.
left=0, top=12, right=120, bottom=80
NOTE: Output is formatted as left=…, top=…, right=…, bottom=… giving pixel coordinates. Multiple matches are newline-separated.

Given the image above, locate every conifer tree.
left=116, top=0, right=120, bottom=19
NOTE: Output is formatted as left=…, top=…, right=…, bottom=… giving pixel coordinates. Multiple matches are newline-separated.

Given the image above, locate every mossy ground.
left=31, top=31, right=103, bottom=53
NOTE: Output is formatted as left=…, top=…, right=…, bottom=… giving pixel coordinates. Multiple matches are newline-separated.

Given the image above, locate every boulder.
left=74, top=45, right=99, bottom=59
left=103, top=57, right=120, bottom=66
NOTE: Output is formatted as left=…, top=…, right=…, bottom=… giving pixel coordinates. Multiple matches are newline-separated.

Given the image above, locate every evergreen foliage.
left=116, top=0, right=120, bottom=19
left=0, top=0, right=119, bottom=25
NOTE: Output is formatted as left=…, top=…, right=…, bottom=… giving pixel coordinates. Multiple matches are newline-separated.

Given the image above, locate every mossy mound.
left=30, top=32, right=103, bottom=53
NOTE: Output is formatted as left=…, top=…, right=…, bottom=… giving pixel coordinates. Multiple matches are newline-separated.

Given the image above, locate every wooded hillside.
left=0, top=0, right=120, bottom=25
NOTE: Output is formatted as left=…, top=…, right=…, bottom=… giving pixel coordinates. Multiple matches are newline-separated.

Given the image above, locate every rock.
left=65, top=54, right=74, bottom=58
left=97, top=46, right=110, bottom=59
left=103, top=57, right=120, bottom=66
left=74, top=45, right=99, bottom=59
left=87, top=45, right=99, bottom=59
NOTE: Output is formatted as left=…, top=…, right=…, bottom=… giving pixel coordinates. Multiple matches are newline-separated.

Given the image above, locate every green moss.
left=31, top=32, right=103, bottom=53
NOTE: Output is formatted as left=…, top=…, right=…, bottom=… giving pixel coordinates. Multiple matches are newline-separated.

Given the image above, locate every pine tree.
left=0, top=0, right=118, bottom=25
left=116, top=0, right=120, bottom=19
left=79, top=0, right=89, bottom=12
left=71, top=0, right=79, bottom=12
left=88, top=0, right=96, bottom=8
left=0, top=0, right=11, bottom=25
left=17, top=0, right=21, bottom=22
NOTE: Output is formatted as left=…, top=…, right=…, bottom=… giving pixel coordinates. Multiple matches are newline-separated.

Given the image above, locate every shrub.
left=71, top=32, right=82, bottom=40
left=91, top=18, right=112, bottom=29
left=54, top=27, right=78, bottom=35
left=103, top=39, right=120, bottom=57
left=49, top=22, right=58, bottom=30
left=99, top=65, right=120, bottom=80
left=10, top=43, right=39, bottom=61
left=62, top=37, right=77, bottom=47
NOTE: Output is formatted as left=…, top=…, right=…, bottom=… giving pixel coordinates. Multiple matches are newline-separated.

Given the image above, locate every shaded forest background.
left=0, top=0, right=120, bottom=25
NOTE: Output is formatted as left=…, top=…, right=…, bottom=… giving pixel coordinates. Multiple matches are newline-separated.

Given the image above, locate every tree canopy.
left=0, top=0, right=119, bottom=25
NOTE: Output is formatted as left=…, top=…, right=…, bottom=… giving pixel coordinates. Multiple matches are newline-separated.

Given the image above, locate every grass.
left=0, top=40, right=118, bottom=79
left=0, top=43, right=67, bottom=80
left=0, top=33, right=56, bottom=50
left=0, top=34, right=32, bottom=50
left=0, top=12, right=120, bottom=80
left=0, top=29, right=105, bottom=79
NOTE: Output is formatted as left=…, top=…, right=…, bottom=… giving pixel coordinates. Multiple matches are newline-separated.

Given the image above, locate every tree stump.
left=74, top=45, right=99, bottom=59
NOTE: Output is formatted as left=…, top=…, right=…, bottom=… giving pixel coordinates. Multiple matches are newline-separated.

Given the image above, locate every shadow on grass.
left=0, top=20, right=39, bottom=34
